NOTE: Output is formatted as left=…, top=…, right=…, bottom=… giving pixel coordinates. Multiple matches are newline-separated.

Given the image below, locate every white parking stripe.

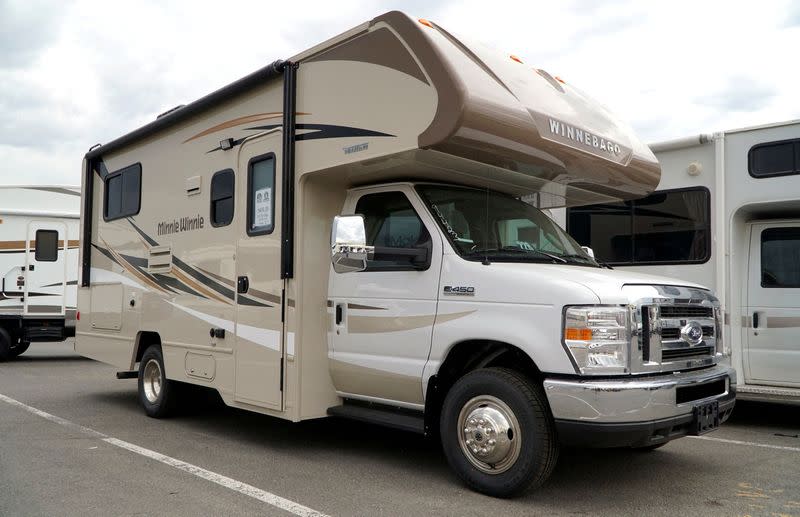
left=0, top=393, right=329, bottom=517
left=689, top=435, right=800, bottom=452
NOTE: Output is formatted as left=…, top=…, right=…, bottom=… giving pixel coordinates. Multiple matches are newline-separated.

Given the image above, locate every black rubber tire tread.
left=11, top=341, right=30, bottom=358
left=439, top=367, right=559, bottom=498
left=0, top=327, right=12, bottom=362
left=137, top=345, right=178, bottom=418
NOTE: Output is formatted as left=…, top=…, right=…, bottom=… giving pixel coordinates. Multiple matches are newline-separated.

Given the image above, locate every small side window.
left=35, top=230, right=58, bottom=262
left=749, top=138, right=800, bottom=178
left=104, top=163, right=142, bottom=220
left=210, top=169, right=234, bottom=227
left=247, top=155, right=276, bottom=235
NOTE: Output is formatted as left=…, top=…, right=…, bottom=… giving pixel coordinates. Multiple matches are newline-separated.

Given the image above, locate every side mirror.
left=331, top=215, right=374, bottom=273
left=581, top=246, right=595, bottom=259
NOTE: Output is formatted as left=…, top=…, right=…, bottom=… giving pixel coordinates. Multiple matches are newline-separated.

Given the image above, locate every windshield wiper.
left=466, top=246, right=567, bottom=264
left=560, top=253, right=612, bottom=269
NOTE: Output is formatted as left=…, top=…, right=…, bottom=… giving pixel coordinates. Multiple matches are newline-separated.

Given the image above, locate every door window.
left=355, top=191, right=430, bottom=271
left=35, top=229, right=58, bottom=262
left=761, top=227, right=800, bottom=288
left=247, top=155, right=275, bottom=235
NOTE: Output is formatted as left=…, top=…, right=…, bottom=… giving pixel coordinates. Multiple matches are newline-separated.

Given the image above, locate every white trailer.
left=76, top=11, right=736, bottom=497
left=0, top=185, right=79, bottom=360
left=565, top=119, right=800, bottom=404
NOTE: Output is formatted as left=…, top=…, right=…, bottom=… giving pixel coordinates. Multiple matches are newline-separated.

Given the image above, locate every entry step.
left=328, top=401, right=424, bottom=434
left=737, top=384, right=800, bottom=405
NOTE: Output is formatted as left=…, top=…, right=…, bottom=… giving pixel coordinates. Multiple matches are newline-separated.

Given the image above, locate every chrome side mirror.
left=331, top=215, right=374, bottom=273
left=581, top=246, right=595, bottom=259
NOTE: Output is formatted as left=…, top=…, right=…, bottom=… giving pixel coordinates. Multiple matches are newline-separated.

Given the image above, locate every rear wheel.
left=138, top=345, right=178, bottom=418
left=439, top=367, right=559, bottom=498
left=0, top=328, right=12, bottom=362
left=11, top=341, right=30, bottom=358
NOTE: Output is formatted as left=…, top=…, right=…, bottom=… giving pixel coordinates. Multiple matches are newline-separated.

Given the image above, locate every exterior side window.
left=35, top=230, right=58, bottom=262
left=104, top=163, right=142, bottom=220
left=567, top=187, right=710, bottom=265
left=749, top=138, right=800, bottom=178
left=354, top=191, right=431, bottom=271
left=247, top=155, right=275, bottom=235
left=761, top=227, right=800, bottom=288
left=210, top=169, right=234, bottom=227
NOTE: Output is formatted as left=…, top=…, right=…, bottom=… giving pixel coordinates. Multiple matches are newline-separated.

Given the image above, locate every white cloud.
left=1, top=0, right=798, bottom=185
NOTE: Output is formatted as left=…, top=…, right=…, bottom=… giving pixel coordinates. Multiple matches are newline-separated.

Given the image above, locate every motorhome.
left=566, top=120, right=800, bottom=405
left=0, top=185, right=79, bottom=360
left=76, top=11, right=735, bottom=497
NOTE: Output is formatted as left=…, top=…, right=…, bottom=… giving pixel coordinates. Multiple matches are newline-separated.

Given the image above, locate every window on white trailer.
left=35, top=229, right=58, bottom=262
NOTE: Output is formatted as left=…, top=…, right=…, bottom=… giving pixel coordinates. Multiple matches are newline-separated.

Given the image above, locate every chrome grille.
left=659, top=306, right=713, bottom=318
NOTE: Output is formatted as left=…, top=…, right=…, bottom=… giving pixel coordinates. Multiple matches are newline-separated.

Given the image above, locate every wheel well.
left=134, top=331, right=161, bottom=365
left=424, top=340, right=541, bottom=436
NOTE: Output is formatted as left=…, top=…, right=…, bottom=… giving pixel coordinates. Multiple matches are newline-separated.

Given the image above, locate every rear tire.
left=0, top=328, right=12, bottom=362
left=11, top=341, right=30, bottom=358
left=138, top=345, right=178, bottom=418
left=439, top=367, right=559, bottom=498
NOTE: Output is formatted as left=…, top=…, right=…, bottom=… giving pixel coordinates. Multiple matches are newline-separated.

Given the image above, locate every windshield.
left=416, top=185, right=599, bottom=266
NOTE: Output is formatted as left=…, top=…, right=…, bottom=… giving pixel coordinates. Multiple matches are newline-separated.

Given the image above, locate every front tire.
left=440, top=367, right=559, bottom=498
left=138, top=345, right=178, bottom=418
left=0, top=328, right=12, bottom=362
left=11, top=341, right=30, bottom=358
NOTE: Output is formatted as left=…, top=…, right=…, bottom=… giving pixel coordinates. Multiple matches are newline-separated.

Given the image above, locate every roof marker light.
left=418, top=18, right=434, bottom=28
left=510, top=55, right=523, bottom=64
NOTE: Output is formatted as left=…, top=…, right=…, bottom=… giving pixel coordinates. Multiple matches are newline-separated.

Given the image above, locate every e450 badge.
left=443, top=285, right=475, bottom=296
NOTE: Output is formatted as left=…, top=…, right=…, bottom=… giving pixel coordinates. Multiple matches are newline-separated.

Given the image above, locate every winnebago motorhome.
left=0, top=185, right=79, bottom=361
left=566, top=120, right=800, bottom=405
left=77, top=11, right=735, bottom=496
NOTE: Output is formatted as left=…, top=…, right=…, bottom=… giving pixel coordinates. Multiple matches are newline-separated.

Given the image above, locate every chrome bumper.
left=544, top=364, right=736, bottom=423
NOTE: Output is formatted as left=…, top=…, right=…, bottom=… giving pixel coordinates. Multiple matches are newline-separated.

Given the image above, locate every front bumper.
left=544, top=364, right=736, bottom=448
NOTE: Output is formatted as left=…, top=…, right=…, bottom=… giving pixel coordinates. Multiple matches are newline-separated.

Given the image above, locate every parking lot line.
left=0, top=393, right=329, bottom=517
left=689, top=435, right=800, bottom=452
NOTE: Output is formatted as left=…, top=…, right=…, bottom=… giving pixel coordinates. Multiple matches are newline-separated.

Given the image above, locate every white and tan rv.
left=0, top=185, right=79, bottom=360
left=76, top=11, right=735, bottom=496
left=566, top=120, right=800, bottom=405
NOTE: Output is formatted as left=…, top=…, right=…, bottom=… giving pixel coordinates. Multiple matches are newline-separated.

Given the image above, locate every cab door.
left=234, top=132, right=284, bottom=409
left=328, top=186, right=442, bottom=406
left=24, top=221, right=68, bottom=317
left=745, top=221, right=800, bottom=387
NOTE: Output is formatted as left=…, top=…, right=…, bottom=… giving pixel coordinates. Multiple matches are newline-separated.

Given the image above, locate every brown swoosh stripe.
left=348, top=310, right=475, bottom=334
left=182, top=112, right=309, bottom=143
left=0, top=240, right=79, bottom=251
left=347, top=303, right=387, bottom=310
left=99, top=239, right=171, bottom=295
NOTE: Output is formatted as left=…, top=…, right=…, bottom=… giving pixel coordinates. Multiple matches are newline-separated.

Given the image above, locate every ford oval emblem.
left=681, top=321, right=704, bottom=346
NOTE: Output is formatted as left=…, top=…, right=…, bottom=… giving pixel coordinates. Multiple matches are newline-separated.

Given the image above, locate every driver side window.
left=355, top=191, right=431, bottom=271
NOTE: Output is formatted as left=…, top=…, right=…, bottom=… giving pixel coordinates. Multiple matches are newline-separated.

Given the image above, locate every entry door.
left=24, top=221, right=68, bottom=316
left=329, top=187, right=442, bottom=406
left=234, top=132, right=284, bottom=409
left=746, top=222, right=800, bottom=387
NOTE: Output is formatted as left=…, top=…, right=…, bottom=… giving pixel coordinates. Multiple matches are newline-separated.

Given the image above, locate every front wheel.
left=138, top=345, right=178, bottom=418
left=11, top=341, right=30, bottom=358
left=440, top=367, right=559, bottom=498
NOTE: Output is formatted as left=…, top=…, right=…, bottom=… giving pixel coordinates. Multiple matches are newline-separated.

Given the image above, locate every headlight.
left=563, top=305, right=630, bottom=375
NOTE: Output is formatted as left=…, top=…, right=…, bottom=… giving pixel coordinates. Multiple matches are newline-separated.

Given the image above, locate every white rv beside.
left=0, top=185, right=79, bottom=360
left=76, top=11, right=735, bottom=497
left=566, top=120, right=800, bottom=404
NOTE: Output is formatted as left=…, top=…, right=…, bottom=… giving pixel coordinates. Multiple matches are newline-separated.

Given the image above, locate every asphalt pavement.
left=1, top=341, right=798, bottom=516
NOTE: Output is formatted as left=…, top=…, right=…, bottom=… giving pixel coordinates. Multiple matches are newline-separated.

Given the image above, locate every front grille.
left=659, top=306, right=713, bottom=318
left=661, top=326, right=715, bottom=341
left=662, top=345, right=715, bottom=361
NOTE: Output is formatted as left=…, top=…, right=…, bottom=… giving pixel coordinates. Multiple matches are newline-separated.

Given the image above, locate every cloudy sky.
left=2, top=0, right=799, bottom=185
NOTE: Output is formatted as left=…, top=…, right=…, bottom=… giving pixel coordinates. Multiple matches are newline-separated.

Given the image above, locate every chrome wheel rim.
left=142, top=358, right=163, bottom=404
left=457, top=395, right=521, bottom=475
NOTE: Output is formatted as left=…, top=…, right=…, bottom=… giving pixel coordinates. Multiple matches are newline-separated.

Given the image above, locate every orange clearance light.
left=418, top=18, right=434, bottom=28
left=510, top=54, right=523, bottom=64
left=555, top=76, right=566, bottom=84
left=565, top=328, right=592, bottom=341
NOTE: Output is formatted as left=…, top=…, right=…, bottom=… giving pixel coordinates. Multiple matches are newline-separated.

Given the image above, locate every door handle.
left=752, top=312, right=759, bottom=329
left=237, top=276, right=249, bottom=294
left=335, top=303, right=343, bottom=325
